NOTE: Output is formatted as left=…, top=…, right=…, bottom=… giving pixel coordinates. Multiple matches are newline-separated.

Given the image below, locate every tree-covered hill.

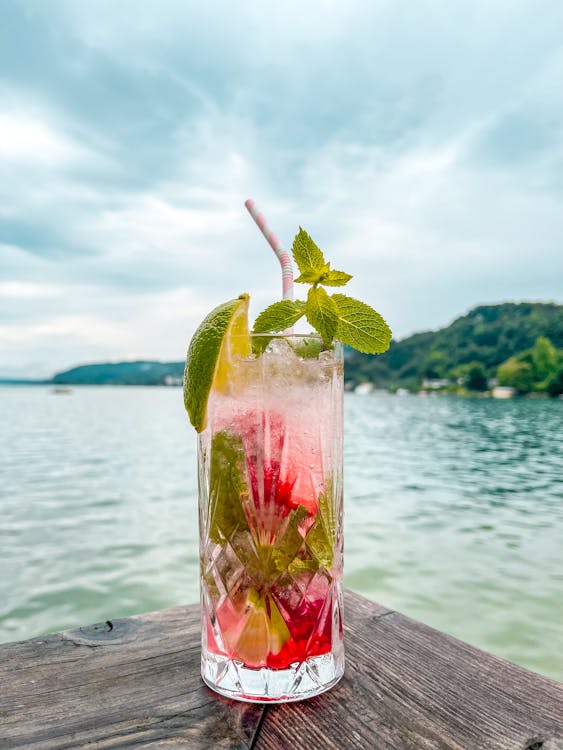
left=345, top=302, right=563, bottom=389
left=52, top=360, right=184, bottom=385
left=48, top=302, right=563, bottom=391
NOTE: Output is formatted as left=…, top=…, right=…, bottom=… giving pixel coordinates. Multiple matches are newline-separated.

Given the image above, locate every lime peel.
left=183, top=294, right=250, bottom=432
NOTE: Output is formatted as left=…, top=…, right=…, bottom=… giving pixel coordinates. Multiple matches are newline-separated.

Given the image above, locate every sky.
left=1, top=0, right=562, bottom=378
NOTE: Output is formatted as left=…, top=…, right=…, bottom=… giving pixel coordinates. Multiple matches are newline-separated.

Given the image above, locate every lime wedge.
left=183, top=294, right=250, bottom=432
left=233, top=590, right=291, bottom=665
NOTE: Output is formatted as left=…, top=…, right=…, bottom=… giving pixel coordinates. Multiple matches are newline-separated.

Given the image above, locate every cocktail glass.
left=198, top=334, right=344, bottom=702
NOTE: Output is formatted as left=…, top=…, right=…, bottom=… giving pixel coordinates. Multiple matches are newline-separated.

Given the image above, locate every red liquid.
left=207, top=580, right=338, bottom=668
left=203, top=407, right=341, bottom=670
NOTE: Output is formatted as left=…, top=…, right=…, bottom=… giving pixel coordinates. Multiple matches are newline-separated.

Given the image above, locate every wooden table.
left=1, top=590, right=561, bottom=749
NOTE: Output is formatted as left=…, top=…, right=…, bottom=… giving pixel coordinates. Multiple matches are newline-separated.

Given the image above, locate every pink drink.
left=198, top=335, right=344, bottom=702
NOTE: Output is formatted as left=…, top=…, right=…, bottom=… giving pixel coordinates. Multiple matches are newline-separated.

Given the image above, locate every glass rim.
left=231, top=332, right=326, bottom=340
left=228, top=333, right=343, bottom=357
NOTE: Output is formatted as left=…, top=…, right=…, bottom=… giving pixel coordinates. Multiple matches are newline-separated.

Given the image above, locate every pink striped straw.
left=244, top=199, right=294, bottom=301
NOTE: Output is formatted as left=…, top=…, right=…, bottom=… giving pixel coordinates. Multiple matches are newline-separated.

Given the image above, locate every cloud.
left=0, top=281, right=63, bottom=300
left=0, top=0, right=562, bottom=376
left=0, top=112, right=88, bottom=165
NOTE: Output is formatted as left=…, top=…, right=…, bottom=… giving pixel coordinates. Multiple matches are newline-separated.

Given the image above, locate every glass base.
left=202, top=650, right=345, bottom=703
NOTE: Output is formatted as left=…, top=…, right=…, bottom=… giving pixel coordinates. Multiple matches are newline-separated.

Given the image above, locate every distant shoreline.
left=4, top=301, right=562, bottom=395
left=2, top=381, right=561, bottom=401
left=0, top=379, right=50, bottom=386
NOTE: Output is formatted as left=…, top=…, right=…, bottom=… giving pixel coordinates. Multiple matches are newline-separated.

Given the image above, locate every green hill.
left=50, top=302, right=563, bottom=391
left=345, top=302, right=563, bottom=390
left=52, top=360, right=185, bottom=385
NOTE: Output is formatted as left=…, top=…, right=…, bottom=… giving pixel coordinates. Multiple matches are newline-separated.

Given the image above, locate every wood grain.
left=254, top=590, right=563, bottom=750
left=1, top=591, right=561, bottom=750
left=0, top=605, right=264, bottom=749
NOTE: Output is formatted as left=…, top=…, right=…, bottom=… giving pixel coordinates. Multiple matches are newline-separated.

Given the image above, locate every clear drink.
left=198, top=335, right=344, bottom=702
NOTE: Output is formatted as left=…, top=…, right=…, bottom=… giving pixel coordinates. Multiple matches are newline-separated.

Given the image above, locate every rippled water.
left=1, top=386, right=561, bottom=680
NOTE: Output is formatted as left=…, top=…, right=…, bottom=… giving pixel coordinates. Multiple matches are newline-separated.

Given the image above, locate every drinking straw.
left=245, top=199, right=294, bottom=301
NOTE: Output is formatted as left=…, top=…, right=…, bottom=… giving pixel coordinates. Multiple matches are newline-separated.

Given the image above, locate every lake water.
left=1, top=386, right=561, bottom=680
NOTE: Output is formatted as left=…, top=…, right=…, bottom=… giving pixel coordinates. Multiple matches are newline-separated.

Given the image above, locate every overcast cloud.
left=1, top=0, right=562, bottom=377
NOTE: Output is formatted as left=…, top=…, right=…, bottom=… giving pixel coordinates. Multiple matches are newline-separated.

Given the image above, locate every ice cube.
left=318, top=349, right=336, bottom=364
left=264, top=337, right=296, bottom=357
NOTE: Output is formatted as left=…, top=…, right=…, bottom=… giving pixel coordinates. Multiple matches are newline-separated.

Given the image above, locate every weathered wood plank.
left=255, top=590, right=563, bottom=750
left=1, top=591, right=562, bottom=750
left=0, top=604, right=264, bottom=750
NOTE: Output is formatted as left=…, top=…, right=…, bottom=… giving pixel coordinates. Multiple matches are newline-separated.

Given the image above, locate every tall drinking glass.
left=198, top=334, right=344, bottom=702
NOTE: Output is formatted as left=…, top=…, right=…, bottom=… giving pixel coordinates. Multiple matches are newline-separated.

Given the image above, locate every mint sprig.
left=252, top=227, right=392, bottom=354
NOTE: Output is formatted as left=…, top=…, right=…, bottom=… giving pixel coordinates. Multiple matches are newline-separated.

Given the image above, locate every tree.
left=451, top=361, right=489, bottom=390
left=466, top=363, right=488, bottom=391
left=531, top=336, right=559, bottom=383
left=422, top=350, right=446, bottom=379
left=547, top=368, right=563, bottom=397
left=497, top=358, right=535, bottom=394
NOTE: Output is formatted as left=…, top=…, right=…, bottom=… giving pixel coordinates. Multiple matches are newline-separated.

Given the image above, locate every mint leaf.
left=332, top=293, right=392, bottom=354
left=287, top=557, right=321, bottom=576
left=321, top=269, right=352, bottom=287
left=271, top=505, right=308, bottom=573
left=295, top=269, right=321, bottom=284
left=304, top=486, right=336, bottom=569
left=295, top=263, right=330, bottom=284
left=253, top=300, right=306, bottom=334
left=208, top=430, right=249, bottom=545
left=306, top=286, right=339, bottom=343
left=252, top=337, right=273, bottom=356
left=292, top=227, right=325, bottom=274
left=295, top=263, right=352, bottom=287
left=252, top=300, right=306, bottom=355
left=289, top=336, right=324, bottom=359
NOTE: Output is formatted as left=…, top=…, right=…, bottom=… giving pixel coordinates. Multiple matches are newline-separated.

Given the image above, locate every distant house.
left=492, top=386, right=516, bottom=399
left=163, top=375, right=183, bottom=386
left=422, top=378, right=451, bottom=390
